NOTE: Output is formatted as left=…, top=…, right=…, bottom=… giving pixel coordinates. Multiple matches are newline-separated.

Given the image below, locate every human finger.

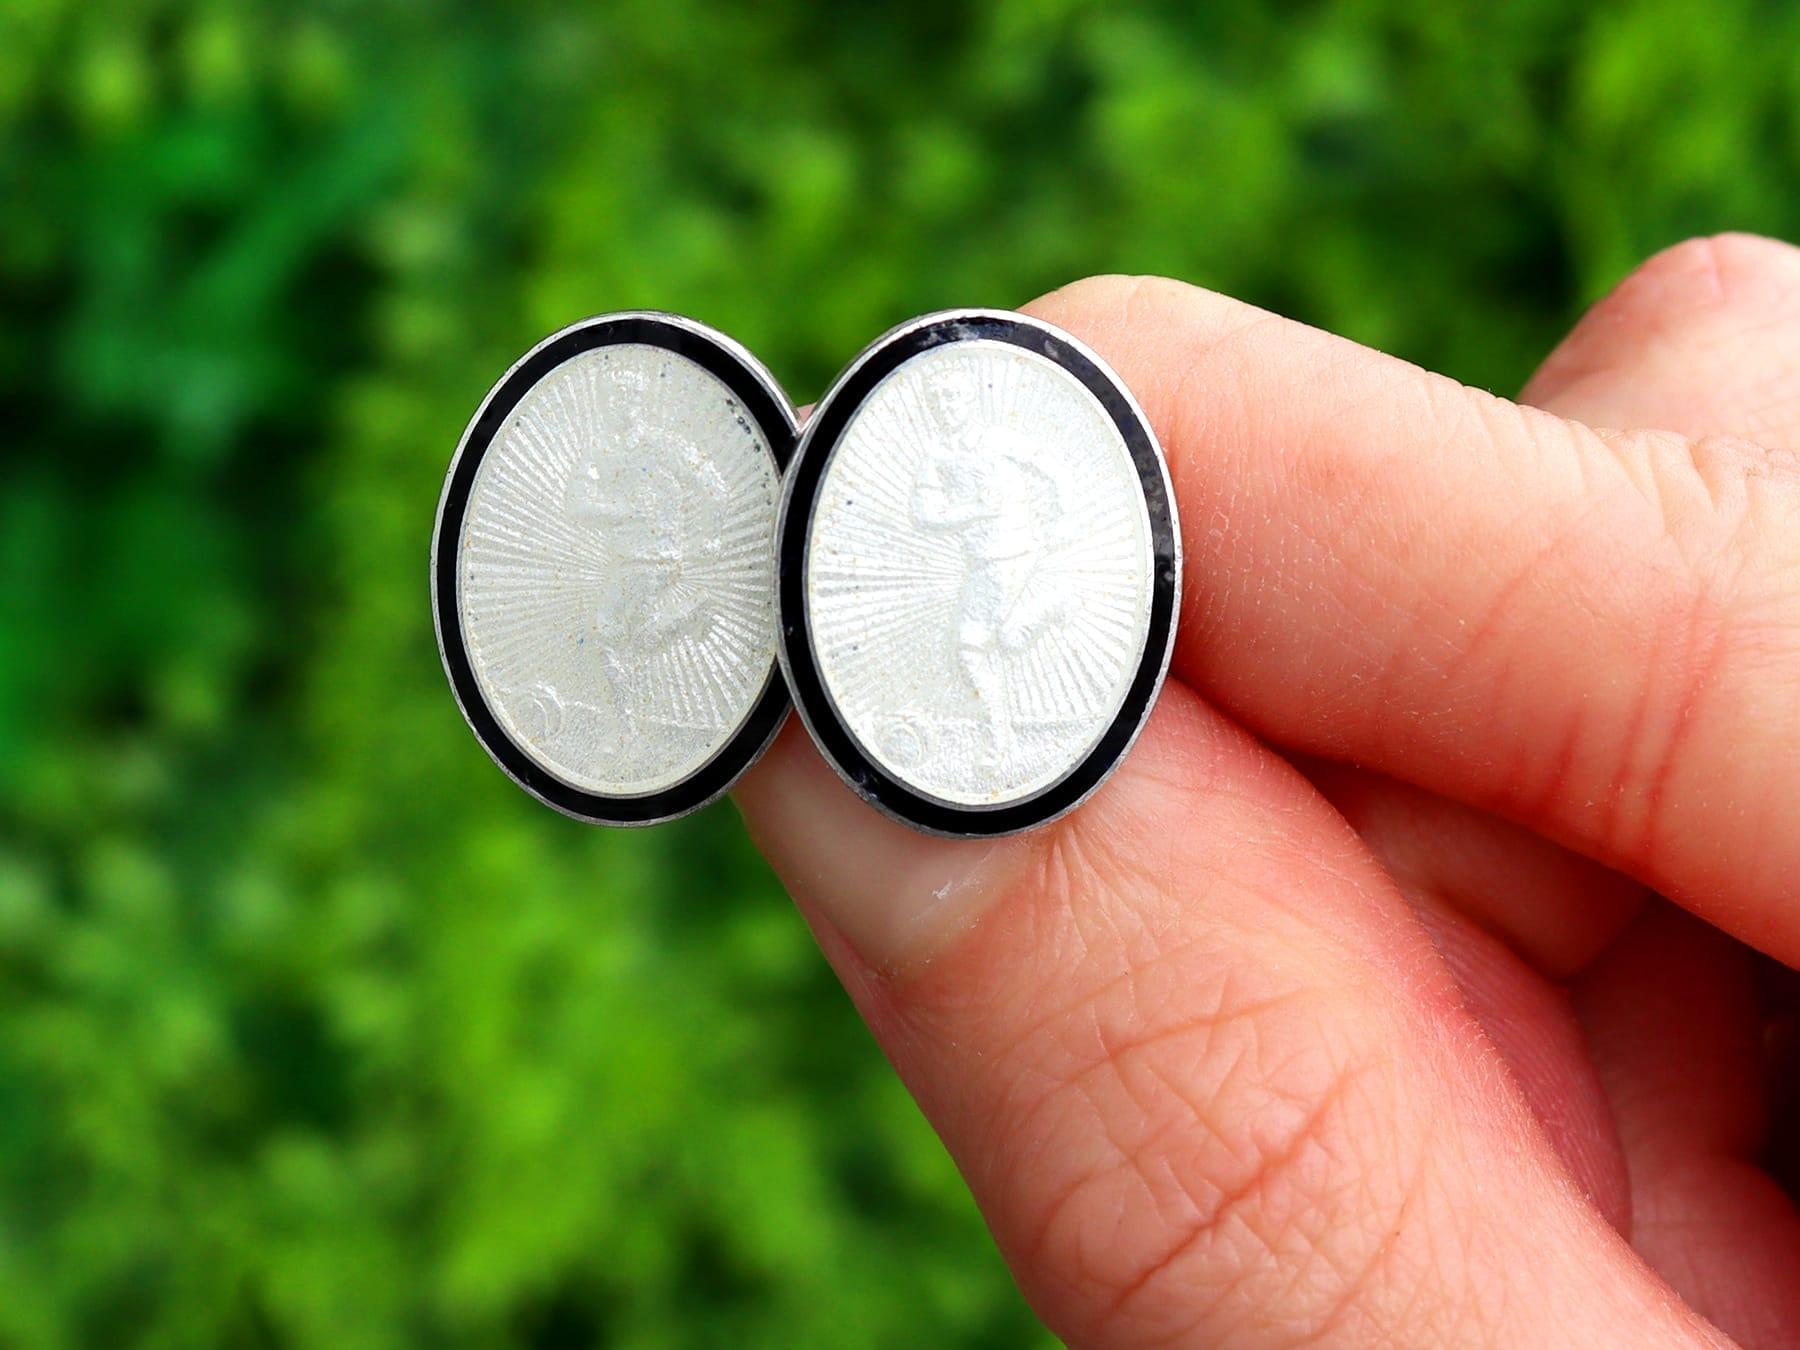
left=1024, top=239, right=1800, bottom=963
left=1576, top=904, right=1800, bottom=1348
left=735, top=688, right=1723, bottom=1345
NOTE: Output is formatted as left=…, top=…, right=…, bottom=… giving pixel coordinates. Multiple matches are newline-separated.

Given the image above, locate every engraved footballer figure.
left=911, top=364, right=1074, bottom=764
left=563, top=372, right=733, bottom=732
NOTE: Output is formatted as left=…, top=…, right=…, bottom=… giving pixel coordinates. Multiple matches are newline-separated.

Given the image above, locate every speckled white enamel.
left=804, top=339, right=1155, bottom=807
left=457, top=343, right=781, bottom=796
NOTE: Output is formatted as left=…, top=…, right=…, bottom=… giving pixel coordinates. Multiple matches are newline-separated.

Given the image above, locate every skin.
left=735, top=233, right=1800, bottom=1347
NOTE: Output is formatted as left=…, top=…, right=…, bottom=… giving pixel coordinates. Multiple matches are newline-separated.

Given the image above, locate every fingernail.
left=734, top=723, right=1030, bottom=969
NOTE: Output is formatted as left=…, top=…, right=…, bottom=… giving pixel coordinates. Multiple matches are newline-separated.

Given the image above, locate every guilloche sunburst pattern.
left=805, top=339, right=1154, bottom=807
left=458, top=344, right=781, bottom=796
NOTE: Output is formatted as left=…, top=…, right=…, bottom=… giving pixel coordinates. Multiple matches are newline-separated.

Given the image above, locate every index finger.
left=1025, top=252, right=1800, bottom=964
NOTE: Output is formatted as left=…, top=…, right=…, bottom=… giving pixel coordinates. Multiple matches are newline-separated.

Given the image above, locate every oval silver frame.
left=775, top=309, right=1181, bottom=838
left=431, top=311, right=798, bottom=825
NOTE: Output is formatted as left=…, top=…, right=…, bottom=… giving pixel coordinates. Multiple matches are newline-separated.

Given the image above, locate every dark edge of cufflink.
left=431, top=312, right=797, bottom=826
left=776, top=309, right=1181, bottom=839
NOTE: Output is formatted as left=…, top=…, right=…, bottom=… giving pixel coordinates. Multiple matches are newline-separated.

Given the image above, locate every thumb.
left=736, top=681, right=1723, bottom=1345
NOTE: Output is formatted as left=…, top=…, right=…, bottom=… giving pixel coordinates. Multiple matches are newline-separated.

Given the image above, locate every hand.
left=735, top=234, right=1800, bottom=1347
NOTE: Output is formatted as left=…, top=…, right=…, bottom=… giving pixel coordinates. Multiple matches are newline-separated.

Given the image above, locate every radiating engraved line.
left=459, top=344, right=780, bottom=795
left=507, top=409, right=583, bottom=503
left=468, top=486, right=596, bottom=558
left=805, top=339, right=1154, bottom=804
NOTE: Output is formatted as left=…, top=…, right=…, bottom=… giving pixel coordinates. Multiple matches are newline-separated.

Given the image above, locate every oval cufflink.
left=775, top=309, right=1181, bottom=838
left=431, top=312, right=796, bottom=825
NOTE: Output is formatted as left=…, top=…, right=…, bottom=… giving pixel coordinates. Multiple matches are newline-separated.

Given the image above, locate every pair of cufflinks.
left=431, top=309, right=1180, bottom=838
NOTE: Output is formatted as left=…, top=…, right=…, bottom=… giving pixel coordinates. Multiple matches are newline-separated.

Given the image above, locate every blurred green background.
left=1, top=1, right=1796, bottom=1344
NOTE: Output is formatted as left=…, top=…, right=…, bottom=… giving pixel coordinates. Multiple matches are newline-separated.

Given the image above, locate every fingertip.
left=1523, top=232, right=1800, bottom=426
left=732, top=720, right=1032, bottom=970
left=1019, top=274, right=1268, bottom=413
left=734, top=684, right=1235, bottom=975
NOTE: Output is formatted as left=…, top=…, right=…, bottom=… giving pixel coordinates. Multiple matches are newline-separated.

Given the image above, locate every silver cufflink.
left=778, top=310, right=1179, bottom=837
left=431, top=312, right=795, bottom=825
left=432, top=309, right=1178, bottom=836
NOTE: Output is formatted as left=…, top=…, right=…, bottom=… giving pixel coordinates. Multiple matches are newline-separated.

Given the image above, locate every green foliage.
left=0, top=0, right=1795, bottom=1343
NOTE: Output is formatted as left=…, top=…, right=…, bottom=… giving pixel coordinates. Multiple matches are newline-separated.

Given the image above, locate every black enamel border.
left=778, top=312, right=1180, bottom=837
left=433, top=313, right=796, bottom=825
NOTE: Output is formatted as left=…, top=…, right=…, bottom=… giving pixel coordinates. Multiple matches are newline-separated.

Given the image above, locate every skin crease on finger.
left=1257, top=236, right=1800, bottom=1344
left=1010, top=237, right=1800, bottom=1257
left=1529, top=234, right=1800, bottom=1346
left=1022, top=258, right=1800, bottom=969
left=1523, top=233, right=1800, bottom=448
left=1267, top=236, right=1800, bottom=1296
left=1578, top=903, right=1800, bottom=1347
left=753, top=235, right=1800, bottom=973
left=740, top=685, right=1724, bottom=1346
left=1016, top=231, right=1796, bottom=1007
left=734, top=238, right=1800, bottom=1345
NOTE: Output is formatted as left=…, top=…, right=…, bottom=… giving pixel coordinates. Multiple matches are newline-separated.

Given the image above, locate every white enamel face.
left=457, top=343, right=781, bottom=797
left=804, top=339, right=1155, bottom=808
